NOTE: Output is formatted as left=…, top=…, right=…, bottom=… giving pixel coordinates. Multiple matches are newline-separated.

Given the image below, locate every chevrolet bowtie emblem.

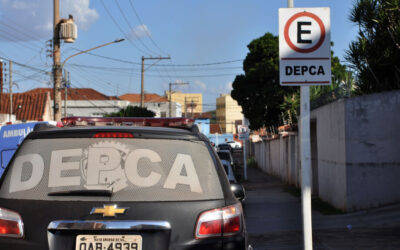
left=90, top=205, right=128, bottom=217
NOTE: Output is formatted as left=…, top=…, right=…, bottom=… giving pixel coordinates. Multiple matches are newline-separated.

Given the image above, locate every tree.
left=231, top=33, right=297, bottom=129
left=231, top=33, right=349, bottom=129
left=346, top=0, right=400, bottom=94
left=104, top=106, right=156, bottom=117
left=281, top=47, right=350, bottom=124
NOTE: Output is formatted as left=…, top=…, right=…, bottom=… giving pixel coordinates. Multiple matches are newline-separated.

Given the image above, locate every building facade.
left=165, top=91, right=202, bottom=116
left=119, top=93, right=181, bottom=117
left=216, top=94, right=243, bottom=134
left=23, top=89, right=181, bottom=118
left=25, top=88, right=128, bottom=117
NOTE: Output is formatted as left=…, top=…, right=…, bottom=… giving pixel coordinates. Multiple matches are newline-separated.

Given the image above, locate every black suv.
left=0, top=121, right=250, bottom=250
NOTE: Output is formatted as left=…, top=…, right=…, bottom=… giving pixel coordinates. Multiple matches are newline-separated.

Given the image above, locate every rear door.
left=0, top=136, right=226, bottom=250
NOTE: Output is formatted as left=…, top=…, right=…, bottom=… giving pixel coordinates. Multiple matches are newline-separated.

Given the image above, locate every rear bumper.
left=0, top=233, right=247, bottom=250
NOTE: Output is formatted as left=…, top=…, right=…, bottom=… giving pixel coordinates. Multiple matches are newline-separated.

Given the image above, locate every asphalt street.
left=241, top=164, right=400, bottom=250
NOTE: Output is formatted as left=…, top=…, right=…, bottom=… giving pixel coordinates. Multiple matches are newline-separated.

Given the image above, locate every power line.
left=0, top=56, right=49, bottom=74
left=0, top=17, right=45, bottom=43
left=68, top=49, right=243, bottom=67
left=0, top=28, right=42, bottom=52
left=128, top=0, right=167, bottom=55
left=67, top=65, right=132, bottom=94
left=146, top=73, right=237, bottom=78
left=113, top=0, right=158, bottom=55
left=125, top=0, right=179, bottom=84
left=99, top=0, right=150, bottom=55
left=68, top=63, right=242, bottom=72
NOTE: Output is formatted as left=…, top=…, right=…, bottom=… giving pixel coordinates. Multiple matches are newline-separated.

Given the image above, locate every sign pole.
left=243, top=138, right=247, bottom=181
left=300, top=85, right=312, bottom=250
left=287, top=0, right=313, bottom=249
left=239, top=121, right=249, bottom=181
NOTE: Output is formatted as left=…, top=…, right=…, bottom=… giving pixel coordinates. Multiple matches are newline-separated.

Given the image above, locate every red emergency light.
left=61, top=117, right=195, bottom=129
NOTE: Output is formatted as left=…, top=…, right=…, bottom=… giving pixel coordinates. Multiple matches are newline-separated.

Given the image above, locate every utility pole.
left=191, top=100, right=194, bottom=118
left=53, top=0, right=62, bottom=121
left=140, top=56, right=171, bottom=107
left=63, top=69, right=69, bottom=117
left=169, top=82, right=188, bottom=117
left=9, top=60, right=12, bottom=122
left=184, top=97, right=187, bottom=118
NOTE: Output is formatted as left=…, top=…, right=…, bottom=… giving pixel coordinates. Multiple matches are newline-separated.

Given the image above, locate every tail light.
left=195, top=203, right=242, bottom=239
left=0, top=208, right=24, bottom=238
left=93, top=132, right=134, bottom=138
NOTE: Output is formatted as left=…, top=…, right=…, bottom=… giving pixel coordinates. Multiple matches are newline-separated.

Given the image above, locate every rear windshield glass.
left=0, top=138, right=223, bottom=201
left=217, top=152, right=230, bottom=161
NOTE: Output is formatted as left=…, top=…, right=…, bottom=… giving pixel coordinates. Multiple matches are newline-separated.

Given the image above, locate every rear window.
left=0, top=138, right=223, bottom=201
left=217, top=152, right=231, bottom=161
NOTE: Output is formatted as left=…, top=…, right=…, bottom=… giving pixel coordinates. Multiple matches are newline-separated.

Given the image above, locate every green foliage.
left=246, top=157, right=258, bottom=168
left=231, top=33, right=297, bottom=129
left=281, top=45, right=351, bottom=123
left=346, top=0, right=400, bottom=94
left=232, top=34, right=350, bottom=128
left=104, top=106, right=156, bottom=117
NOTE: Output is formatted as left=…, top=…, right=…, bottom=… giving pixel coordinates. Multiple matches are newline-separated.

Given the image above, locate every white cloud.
left=0, top=0, right=98, bottom=40
left=130, top=24, right=151, bottom=39
left=194, top=80, right=207, bottom=91
left=61, top=0, right=98, bottom=31
left=189, top=80, right=232, bottom=95
left=225, top=81, right=233, bottom=92
left=12, top=1, right=35, bottom=10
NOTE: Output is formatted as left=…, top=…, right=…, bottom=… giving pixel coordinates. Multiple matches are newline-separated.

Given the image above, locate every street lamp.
left=169, top=82, right=189, bottom=117
left=59, top=38, right=125, bottom=118
left=62, top=38, right=125, bottom=67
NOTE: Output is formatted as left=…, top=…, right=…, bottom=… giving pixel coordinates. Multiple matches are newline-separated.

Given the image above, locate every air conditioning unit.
left=60, top=17, right=77, bottom=43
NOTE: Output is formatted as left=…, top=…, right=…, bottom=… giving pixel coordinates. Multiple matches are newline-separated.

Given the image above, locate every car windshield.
left=0, top=138, right=223, bottom=202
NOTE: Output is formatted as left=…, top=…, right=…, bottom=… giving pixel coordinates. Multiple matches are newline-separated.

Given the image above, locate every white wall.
left=344, top=91, right=400, bottom=211
left=311, top=99, right=348, bottom=210
left=63, top=100, right=130, bottom=117
left=60, top=100, right=182, bottom=118
left=253, top=134, right=301, bottom=188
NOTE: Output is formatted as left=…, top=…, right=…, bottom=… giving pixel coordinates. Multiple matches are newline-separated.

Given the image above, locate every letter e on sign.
left=279, top=7, right=331, bottom=86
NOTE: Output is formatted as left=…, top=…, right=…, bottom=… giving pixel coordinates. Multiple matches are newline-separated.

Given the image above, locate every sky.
left=0, top=0, right=358, bottom=111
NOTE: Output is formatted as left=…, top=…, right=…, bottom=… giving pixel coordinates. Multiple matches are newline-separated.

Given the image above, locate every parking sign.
left=279, top=8, right=331, bottom=86
left=238, top=125, right=249, bottom=140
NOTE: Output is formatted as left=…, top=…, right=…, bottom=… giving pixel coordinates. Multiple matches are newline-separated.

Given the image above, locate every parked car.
left=220, top=160, right=245, bottom=203
left=217, top=143, right=232, bottom=152
left=0, top=118, right=251, bottom=250
left=217, top=150, right=236, bottom=170
left=220, top=159, right=237, bottom=183
left=226, top=140, right=242, bottom=149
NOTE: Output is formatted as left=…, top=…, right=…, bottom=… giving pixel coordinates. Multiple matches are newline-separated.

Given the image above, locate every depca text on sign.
left=279, top=7, right=331, bottom=86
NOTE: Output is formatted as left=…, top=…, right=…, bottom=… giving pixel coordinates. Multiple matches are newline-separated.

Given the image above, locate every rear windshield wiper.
left=48, top=189, right=113, bottom=197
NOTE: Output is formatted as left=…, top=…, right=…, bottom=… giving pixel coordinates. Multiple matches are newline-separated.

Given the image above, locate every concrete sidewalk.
left=243, top=166, right=400, bottom=249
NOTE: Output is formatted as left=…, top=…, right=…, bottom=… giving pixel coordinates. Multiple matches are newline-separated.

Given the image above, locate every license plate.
left=75, top=235, right=142, bottom=250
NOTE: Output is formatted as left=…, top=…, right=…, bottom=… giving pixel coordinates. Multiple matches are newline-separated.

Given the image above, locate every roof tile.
left=0, top=92, right=49, bottom=121
left=25, top=88, right=119, bottom=101
left=119, top=93, right=168, bottom=103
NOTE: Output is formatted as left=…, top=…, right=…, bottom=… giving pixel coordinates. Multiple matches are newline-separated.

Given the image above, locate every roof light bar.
left=62, top=117, right=195, bottom=128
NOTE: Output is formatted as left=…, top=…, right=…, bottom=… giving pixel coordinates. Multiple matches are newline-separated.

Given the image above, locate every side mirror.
left=230, top=183, right=246, bottom=202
